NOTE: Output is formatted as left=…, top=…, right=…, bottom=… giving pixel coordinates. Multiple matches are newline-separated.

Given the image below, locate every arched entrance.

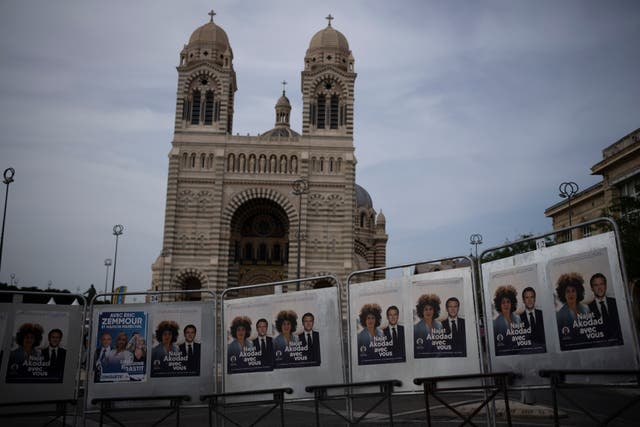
left=228, top=198, right=290, bottom=295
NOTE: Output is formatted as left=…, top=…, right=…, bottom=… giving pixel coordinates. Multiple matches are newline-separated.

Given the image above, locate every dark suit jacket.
left=298, top=330, right=321, bottom=364
left=588, top=297, right=622, bottom=340
left=521, top=309, right=545, bottom=345
left=382, top=324, right=406, bottom=360
left=179, top=342, right=201, bottom=372
left=42, top=347, right=66, bottom=379
left=442, top=318, right=467, bottom=355
left=252, top=336, right=274, bottom=367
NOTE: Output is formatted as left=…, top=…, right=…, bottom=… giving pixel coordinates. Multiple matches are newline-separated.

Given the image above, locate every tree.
left=607, top=196, right=640, bottom=281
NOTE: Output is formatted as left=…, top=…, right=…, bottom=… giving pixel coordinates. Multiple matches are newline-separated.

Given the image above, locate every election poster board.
left=150, top=306, right=202, bottom=377
left=223, top=287, right=343, bottom=400
left=349, top=268, right=482, bottom=392
left=87, top=301, right=215, bottom=408
left=0, top=303, right=84, bottom=404
left=482, top=232, right=638, bottom=386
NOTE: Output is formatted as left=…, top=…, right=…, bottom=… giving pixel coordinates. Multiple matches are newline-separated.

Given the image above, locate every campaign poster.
left=547, top=248, right=623, bottom=351
left=150, top=307, right=202, bottom=377
left=353, top=286, right=406, bottom=365
left=489, top=265, right=547, bottom=356
left=94, top=311, right=147, bottom=382
left=226, top=300, right=274, bottom=374
left=271, top=294, right=322, bottom=369
left=5, top=309, right=69, bottom=383
left=412, top=278, right=467, bottom=358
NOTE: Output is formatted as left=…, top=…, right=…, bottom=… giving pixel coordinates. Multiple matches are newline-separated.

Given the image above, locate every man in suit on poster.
left=382, top=305, right=406, bottom=361
left=42, top=328, right=67, bottom=381
left=588, top=273, right=622, bottom=342
left=298, top=313, right=321, bottom=365
left=94, top=332, right=112, bottom=382
left=442, top=298, right=467, bottom=356
left=521, top=287, right=546, bottom=347
left=178, top=324, right=201, bottom=373
left=252, top=318, right=274, bottom=368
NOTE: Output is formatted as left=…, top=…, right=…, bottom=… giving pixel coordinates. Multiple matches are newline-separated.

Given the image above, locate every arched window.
left=360, top=212, right=365, bottom=227
left=273, top=244, right=281, bottom=262
left=182, top=153, right=188, bottom=168
left=311, top=157, right=317, bottom=172
left=204, top=90, right=214, bottom=125
left=320, top=157, right=324, bottom=172
left=190, top=153, right=196, bottom=168
left=207, top=154, right=214, bottom=169
left=330, top=95, right=339, bottom=129
left=200, top=154, right=206, bottom=169
left=258, top=243, right=267, bottom=261
left=337, top=158, right=342, bottom=172
left=316, top=95, right=326, bottom=129
left=227, top=153, right=235, bottom=172
left=244, top=243, right=253, bottom=261
left=329, top=157, right=334, bottom=172
left=190, top=90, right=201, bottom=124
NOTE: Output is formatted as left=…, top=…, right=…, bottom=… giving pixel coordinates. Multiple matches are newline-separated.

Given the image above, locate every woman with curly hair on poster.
left=6, top=323, right=44, bottom=381
left=356, top=303, right=384, bottom=361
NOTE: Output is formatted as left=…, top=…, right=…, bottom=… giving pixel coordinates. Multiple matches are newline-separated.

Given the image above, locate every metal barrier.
left=539, top=369, right=640, bottom=426
left=0, top=290, right=87, bottom=425
left=83, top=289, right=216, bottom=424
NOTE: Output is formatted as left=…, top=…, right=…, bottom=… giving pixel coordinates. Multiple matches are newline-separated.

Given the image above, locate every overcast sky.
left=1, top=0, right=638, bottom=296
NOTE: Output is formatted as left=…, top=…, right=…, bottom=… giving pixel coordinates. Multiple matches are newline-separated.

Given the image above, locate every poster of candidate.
left=489, top=264, right=547, bottom=356
left=150, top=307, right=202, bottom=377
left=94, top=311, right=147, bottom=382
left=270, top=293, right=322, bottom=370
left=225, top=300, right=274, bottom=374
left=353, top=286, right=406, bottom=365
left=5, top=309, right=69, bottom=383
left=412, top=278, right=467, bottom=359
left=547, top=247, right=624, bottom=351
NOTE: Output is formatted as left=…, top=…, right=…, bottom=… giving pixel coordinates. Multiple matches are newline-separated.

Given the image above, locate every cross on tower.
left=325, top=14, right=334, bottom=27
left=281, top=80, right=287, bottom=95
left=208, top=10, right=216, bottom=23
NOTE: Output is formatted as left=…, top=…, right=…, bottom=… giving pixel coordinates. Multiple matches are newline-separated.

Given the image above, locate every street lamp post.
left=110, top=225, right=124, bottom=300
left=9, top=273, right=15, bottom=286
left=292, top=179, right=309, bottom=289
left=103, top=258, right=112, bottom=296
left=558, top=182, right=579, bottom=227
left=470, top=233, right=483, bottom=260
left=0, top=167, right=15, bottom=272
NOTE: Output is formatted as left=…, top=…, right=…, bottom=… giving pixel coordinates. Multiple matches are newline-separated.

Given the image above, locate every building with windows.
left=151, top=13, right=388, bottom=298
left=545, top=128, right=640, bottom=240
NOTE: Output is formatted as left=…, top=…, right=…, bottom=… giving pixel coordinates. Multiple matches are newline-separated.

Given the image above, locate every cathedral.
left=151, top=12, right=388, bottom=299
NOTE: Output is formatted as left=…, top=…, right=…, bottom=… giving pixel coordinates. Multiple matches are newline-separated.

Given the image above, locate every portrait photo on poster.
left=353, top=287, right=406, bottom=366
left=5, top=310, right=70, bottom=384
left=488, top=265, right=548, bottom=356
left=412, top=278, right=467, bottom=359
left=225, top=302, right=274, bottom=374
left=548, top=248, right=624, bottom=352
left=271, top=302, right=322, bottom=370
left=150, top=307, right=202, bottom=378
left=94, top=311, right=147, bottom=383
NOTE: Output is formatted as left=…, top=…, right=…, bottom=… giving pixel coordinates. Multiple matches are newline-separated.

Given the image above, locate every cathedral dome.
left=180, top=11, right=234, bottom=67
left=304, top=16, right=353, bottom=73
left=276, top=93, right=291, bottom=108
left=307, top=24, right=350, bottom=56
left=188, top=20, right=231, bottom=52
left=355, top=184, right=373, bottom=209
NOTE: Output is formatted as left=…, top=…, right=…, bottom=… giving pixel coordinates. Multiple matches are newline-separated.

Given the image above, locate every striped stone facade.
left=151, top=17, right=387, bottom=299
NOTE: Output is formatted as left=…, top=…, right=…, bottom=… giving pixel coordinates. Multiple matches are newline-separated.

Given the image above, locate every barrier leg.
left=386, top=384, right=394, bottom=427
left=501, top=377, right=512, bottom=427
left=550, top=376, right=560, bottom=427
left=423, top=383, right=432, bottom=427
left=314, top=394, right=320, bottom=427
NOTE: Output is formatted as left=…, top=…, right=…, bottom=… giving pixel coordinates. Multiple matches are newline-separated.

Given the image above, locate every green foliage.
left=607, top=196, right=640, bottom=281
left=482, top=234, right=555, bottom=262
left=0, top=282, right=75, bottom=304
